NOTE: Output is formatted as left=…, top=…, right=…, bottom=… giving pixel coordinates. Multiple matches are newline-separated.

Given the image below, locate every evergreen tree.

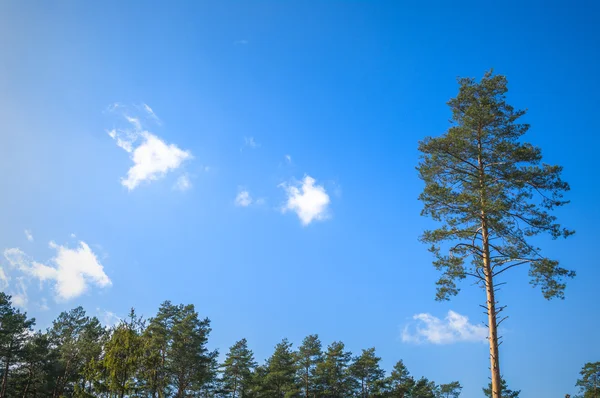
left=437, top=381, right=462, bottom=398
left=13, top=331, right=54, bottom=397
left=262, top=338, right=298, bottom=397
left=0, top=293, right=35, bottom=398
left=169, top=304, right=214, bottom=397
left=411, top=377, right=437, bottom=398
left=221, top=338, right=257, bottom=398
left=386, top=360, right=414, bottom=398
left=296, top=335, right=322, bottom=398
left=48, top=306, right=98, bottom=397
left=417, top=70, right=574, bottom=397
left=315, top=341, right=355, bottom=397
left=102, top=309, right=145, bottom=398
left=575, top=362, right=600, bottom=398
left=140, top=300, right=177, bottom=397
left=349, top=348, right=385, bottom=398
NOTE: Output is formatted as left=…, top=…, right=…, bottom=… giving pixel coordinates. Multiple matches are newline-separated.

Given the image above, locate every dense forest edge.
left=1, top=293, right=597, bottom=397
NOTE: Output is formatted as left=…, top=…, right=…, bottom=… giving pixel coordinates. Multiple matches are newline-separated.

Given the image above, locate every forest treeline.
left=0, top=292, right=464, bottom=398
left=2, top=292, right=598, bottom=397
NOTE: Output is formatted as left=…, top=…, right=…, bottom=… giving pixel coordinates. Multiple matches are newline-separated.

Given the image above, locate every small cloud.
left=0, top=267, right=7, bottom=289
left=255, top=197, right=266, bottom=206
left=142, top=103, right=162, bottom=125
left=235, top=190, right=253, bottom=207
left=98, top=309, right=121, bottom=327
left=281, top=175, right=331, bottom=225
left=38, top=298, right=49, bottom=311
left=125, top=115, right=142, bottom=131
left=401, top=310, right=487, bottom=345
left=121, top=132, right=192, bottom=190
left=107, top=104, right=193, bottom=190
left=284, top=154, right=292, bottom=164
left=3, top=240, right=112, bottom=302
left=242, top=137, right=260, bottom=151
left=174, top=174, right=192, bottom=191
left=11, top=278, right=28, bottom=308
left=24, top=230, right=33, bottom=242
left=234, top=39, right=249, bottom=45
left=70, top=233, right=76, bottom=238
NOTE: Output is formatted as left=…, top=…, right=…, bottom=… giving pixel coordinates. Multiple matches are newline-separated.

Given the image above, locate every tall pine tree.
left=417, top=70, right=574, bottom=398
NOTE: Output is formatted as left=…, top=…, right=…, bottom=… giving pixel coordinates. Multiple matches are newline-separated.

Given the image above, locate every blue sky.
left=1, top=1, right=599, bottom=396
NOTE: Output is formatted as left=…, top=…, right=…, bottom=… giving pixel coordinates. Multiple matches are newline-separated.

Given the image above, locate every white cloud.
left=285, top=154, right=292, bottom=164
left=0, top=267, right=8, bottom=290
left=174, top=174, right=192, bottom=191
left=107, top=129, right=137, bottom=153
left=121, top=132, right=192, bottom=190
left=235, top=190, right=253, bottom=207
left=24, top=230, right=34, bottom=242
left=11, top=278, right=28, bottom=308
left=3, top=241, right=112, bottom=301
left=107, top=104, right=192, bottom=190
left=98, top=309, right=121, bottom=327
left=243, top=137, right=259, bottom=150
left=142, top=103, right=161, bottom=124
left=281, top=175, right=330, bottom=225
left=401, top=310, right=487, bottom=344
left=38, top=298, right=49, bottom=311
left=125, top=115, right=142, bottom=131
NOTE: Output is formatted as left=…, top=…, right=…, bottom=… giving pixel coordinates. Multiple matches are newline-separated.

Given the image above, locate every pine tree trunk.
left=0, top=348, right=12, bottom=398
left=477, top=129, right=502, bottom=398
left=22, top=367, right=33, bottom=398
left=305, top=366, right=309, bottom=398
left=483, top=225, right=501, bottom=398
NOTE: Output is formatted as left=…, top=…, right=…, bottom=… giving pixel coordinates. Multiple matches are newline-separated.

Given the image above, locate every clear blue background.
left=1, top=1, right=598, bottom=396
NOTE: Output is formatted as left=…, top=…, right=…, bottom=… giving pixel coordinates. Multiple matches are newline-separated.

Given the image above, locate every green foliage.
left=0, top=295, right=477, bottom=398
left=349, top=347, right=385, bottom=397
left=417, top=70, right=574, bottom=301
left=102, top=309, right=145, bottom=397
left=296, top=334, right=323, bottom=398
left=575, top=362, right=600, bottom=398
left=483, top=378, right=520, bottom=397
left=315, top=341, right=355, bottom=397
left=438, top=381, right=462, bottom=398
left=386, top=360, right=414, bottom=397
left=221, top=338, right=257, bottom=398
left=0, top=292, right=35, bottom=398
left=411, top=377, right=437, bottom=398
left=260, top=338, right=298, bottom=397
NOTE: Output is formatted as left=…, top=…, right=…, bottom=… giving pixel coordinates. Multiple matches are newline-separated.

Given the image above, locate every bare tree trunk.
left=482, top=223, right=501, bottom=398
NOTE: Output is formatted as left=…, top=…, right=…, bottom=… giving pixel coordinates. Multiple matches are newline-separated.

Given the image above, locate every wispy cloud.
left=106, top=104, right=192, bottom=190
left=24, top=229, right=33, bottom=242
left=281, top=175, right=330, bottom=225
left=242, top=136, right=260, bottom=151
left=284, top=154, right=292, bottom=164
left=38, top=298, right=49, bottom=311
left=142, top=103, right=162, bottom=125
left=3, top=239, right=112, bottom=302
left=401, top=310, right=487, bottom=344
left=173, top=174, right=192, bottom=191
left=11, top=278, right=28, bottom=308
left=98, top=308, right=121, bottom=327
left=235, top=189, right=253, bottom=207
left=234, top=39, right=249, bottom=45
left=0, top=267, right=8, bottom=290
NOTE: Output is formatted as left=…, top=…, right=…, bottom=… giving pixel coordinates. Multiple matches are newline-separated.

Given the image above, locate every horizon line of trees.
left=1, top=292, right=463, bottom=398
